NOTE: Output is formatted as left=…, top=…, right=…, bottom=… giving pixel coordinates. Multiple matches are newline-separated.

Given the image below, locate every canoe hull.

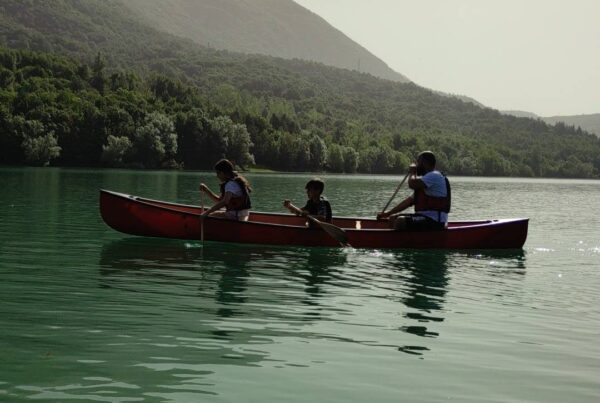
left=100, top=190, right=528, bottom=249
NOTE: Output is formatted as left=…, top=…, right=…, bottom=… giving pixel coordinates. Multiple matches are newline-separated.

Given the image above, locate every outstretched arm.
left=199, top=183, right=221, bottom=203
left=283, top=200, right=304, bottom=216
left=377, top=195, right=414, bottom=220
left=202, top=192, right=232, bottom=216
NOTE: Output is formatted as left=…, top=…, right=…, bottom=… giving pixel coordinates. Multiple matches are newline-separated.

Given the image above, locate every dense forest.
left=1, top=0, right=599, bottom=177
left=0, top=49, right=250, bottom=170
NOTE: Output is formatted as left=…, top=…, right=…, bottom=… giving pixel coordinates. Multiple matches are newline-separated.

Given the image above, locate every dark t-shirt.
left=302, top=197, right=332, bottom=222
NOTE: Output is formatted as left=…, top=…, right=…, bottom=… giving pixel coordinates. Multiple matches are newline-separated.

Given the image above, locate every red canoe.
left=99, top=189, right=528, bottom=249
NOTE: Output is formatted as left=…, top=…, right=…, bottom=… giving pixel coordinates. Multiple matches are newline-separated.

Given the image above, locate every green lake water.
left=1, top=167, right=599, bottom=402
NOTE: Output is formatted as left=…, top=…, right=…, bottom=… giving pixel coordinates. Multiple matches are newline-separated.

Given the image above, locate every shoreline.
left=1, top=165, right=599, bottom=181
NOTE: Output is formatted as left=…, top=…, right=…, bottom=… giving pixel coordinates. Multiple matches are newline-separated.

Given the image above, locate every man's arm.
left=377, top=195, right=414, bottom=219
left=408, top=175, right=427, bottom=190
left=404, top=162, right=426, bottom=190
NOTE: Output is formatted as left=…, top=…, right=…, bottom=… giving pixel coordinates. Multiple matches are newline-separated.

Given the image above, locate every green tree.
left=327, top=144, right=345, bottom=173
left=176, top=110, right=207, bottom=169
left=101, top=135, right=132, bottom=167
left=0, top=106, right=22, bottom=164
left=342, top=146, right=359, bottom=173
left=20, top=120, right=61, bottom=166
left=308, top=135, right=327, bottom=171
left=225, top=119, right=254, bottom=168
left=90, top=52, right=106, bottom=94
left=132, top=112, right=177, bottom=168
left=358, top=147, right=378, bottom=173
left=208, top=116, right=254, bottom=168
left=0, top=67, right=15, bottom=88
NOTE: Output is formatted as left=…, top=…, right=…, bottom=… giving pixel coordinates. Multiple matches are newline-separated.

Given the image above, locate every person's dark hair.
left=418, top=151, right=436, bottom=167
left=305, top=178, right=325, bottom=194
left=214, top=159, right=235, bottom=175
left=215, top=159, right=252, bottom=192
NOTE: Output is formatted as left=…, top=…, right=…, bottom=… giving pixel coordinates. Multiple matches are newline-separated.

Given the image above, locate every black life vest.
left=220, top=177, right=252, bottom=211
left=413, top=174, right=451, bottom=214
left=304, top=197, right=332, bottom=223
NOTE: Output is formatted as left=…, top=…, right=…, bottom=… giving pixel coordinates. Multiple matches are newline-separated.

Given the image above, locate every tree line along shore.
left=1, top=48, right=599, bottom=178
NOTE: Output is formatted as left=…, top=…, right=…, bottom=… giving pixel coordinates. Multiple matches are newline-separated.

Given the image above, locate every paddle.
left=306, top=214, right=350, bottom=247
left=200, top=190, right=205, bottom=243
left=380, top=171, right=410, bottom=215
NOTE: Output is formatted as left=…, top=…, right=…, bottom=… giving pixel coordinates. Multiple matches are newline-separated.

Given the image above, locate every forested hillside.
left=503, top=111, right=600, bottom=137
left=0, top=48, right=255, bottom=169
left=0, top=0, right=599, bottom=177
left=543, top=114, right=600, bottom=137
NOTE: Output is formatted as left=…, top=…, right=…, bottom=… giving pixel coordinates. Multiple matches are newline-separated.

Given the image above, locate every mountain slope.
left=123, top=0, right=409, bottom=83
left=543, top=114, right=600, bottom=137
left=501, top=110, right=540, bottom=119
left=502, top=111, right=600, bottom=137
left=1, top=0, right=599, bottom=177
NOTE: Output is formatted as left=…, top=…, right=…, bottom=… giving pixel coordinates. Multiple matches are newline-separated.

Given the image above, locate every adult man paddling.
left=377, top=151, right=450, bottom=230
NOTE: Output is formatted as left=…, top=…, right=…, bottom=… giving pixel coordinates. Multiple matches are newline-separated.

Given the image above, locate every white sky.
left=294, top=0, right=600, bottom=116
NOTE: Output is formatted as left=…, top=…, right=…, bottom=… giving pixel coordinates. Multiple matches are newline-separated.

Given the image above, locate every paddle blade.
left=321, top=222, right=349, bottom=245
left=307, top=215, right=349, bottom=246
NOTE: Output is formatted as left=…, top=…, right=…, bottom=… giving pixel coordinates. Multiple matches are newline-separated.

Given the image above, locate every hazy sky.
left=294, top=0, right=600, bottom=116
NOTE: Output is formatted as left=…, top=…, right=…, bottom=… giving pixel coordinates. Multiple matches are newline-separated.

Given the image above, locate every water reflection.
left=282, top=248, right=347, bottom=320
left=99, top=239, right=528, bottom=365
left=99, top=238, right=347, bottom=309
left=385, top=251, right=448, bottom=356
left=98, top=239, right=349, bottom=363
left=380, top=249, right=526, bottom=356
left=98, top=239, right=270, bottom=397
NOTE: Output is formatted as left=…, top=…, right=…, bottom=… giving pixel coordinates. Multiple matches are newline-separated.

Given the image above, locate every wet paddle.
left=380, top=171, right=410, bottom=215
left=306, top=214, right=350, bottom=247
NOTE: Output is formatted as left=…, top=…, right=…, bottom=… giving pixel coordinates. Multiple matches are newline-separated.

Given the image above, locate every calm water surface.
left=1, top=168, right=599, bottom=402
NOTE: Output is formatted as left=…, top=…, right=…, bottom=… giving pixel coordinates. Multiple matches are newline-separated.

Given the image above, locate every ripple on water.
left=2, top=170, right=600, bottom=402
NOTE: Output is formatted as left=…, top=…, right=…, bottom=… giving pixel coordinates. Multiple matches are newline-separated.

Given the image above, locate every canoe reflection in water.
left=382, top=249, right=526, bottom=356
left=99, top=239, right=526, bottom=361
left=98, top=238, right=350, bottom=381
left=383, top=250, right=449, bottom=356
left=99, top=237, right=348, bottom=320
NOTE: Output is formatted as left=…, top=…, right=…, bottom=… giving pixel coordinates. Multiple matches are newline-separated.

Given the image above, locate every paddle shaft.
left=200, top=191, right=205, bottom=242
left=381, top=171, right=410, bottom=214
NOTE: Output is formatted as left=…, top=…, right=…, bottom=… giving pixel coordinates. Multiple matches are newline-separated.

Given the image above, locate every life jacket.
left=220, top=177, right=252, bottom=211
left=304, top=197, right=332, bottom=223
left=413, top=174, right=451, bottom=214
